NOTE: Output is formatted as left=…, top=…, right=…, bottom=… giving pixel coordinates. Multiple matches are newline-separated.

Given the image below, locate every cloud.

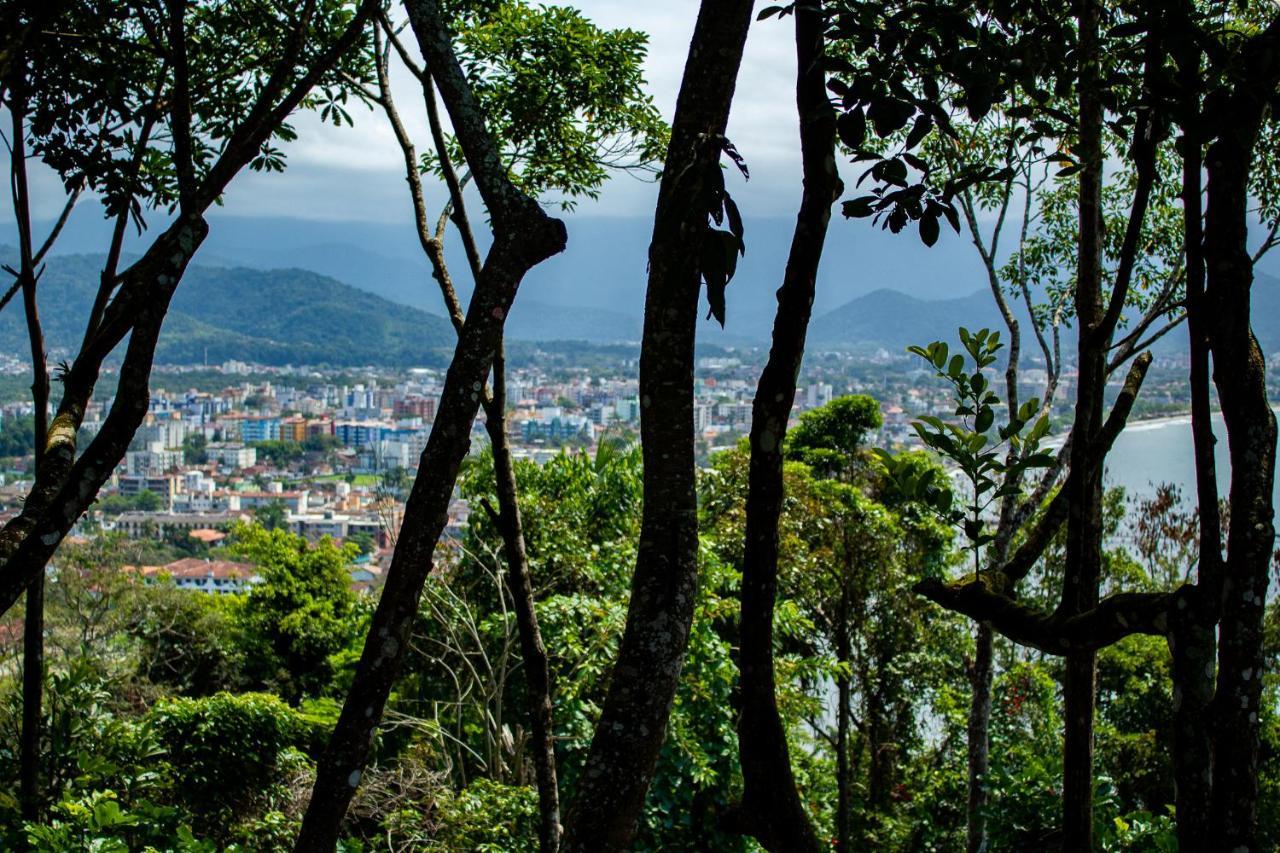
left=221, top=3, right=805, bottom=222
left=4, top=5, right=806, bottom=227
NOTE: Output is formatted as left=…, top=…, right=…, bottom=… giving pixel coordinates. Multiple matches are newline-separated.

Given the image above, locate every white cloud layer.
left=211, top=2, right=804, bottom=222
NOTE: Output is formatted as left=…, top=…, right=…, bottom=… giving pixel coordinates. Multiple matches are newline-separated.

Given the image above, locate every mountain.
left=0, top=250, right=456, bottom=367
left=807, top=274, right=1280, bottom=357
left=37, top=209, right=995, bottom=343
left=807, top=289, right=1008, bottom=353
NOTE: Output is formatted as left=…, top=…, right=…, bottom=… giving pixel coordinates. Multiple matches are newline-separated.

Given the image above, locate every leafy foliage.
left=879, top=328, right=1052, bottom=558
left=435, top=2, right=668, bottom=205
left=231, top=524, right=361, bottom=701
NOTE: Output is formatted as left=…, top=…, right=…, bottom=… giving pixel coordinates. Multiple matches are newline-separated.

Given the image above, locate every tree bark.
left=485, top=363, right=560, bottom=853
left=1202, top=30, right=1280, bottom=839
left=11, top=91, right=50, bottom=822
left=558, top=3, right=754, bottom=849
left=371, top=26, right=560, bottom=848
left=836, top=585, right=853, bottom=851
left=293, top=2, right=566, bottom=848
left=735, top=4, right=838, bottom=851
left=1169, top=22, right=1217, bottom=844
left=1060, top=2, right=1105, bottom=845
left=966, top=622, right=993, bottom=853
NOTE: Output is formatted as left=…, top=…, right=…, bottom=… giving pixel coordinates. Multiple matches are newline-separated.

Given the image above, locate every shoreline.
left=1043, top=404, right=1280, bottom=448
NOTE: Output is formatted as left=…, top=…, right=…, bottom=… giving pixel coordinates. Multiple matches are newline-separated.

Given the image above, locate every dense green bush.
left=148, top=692, right=309, bottom=836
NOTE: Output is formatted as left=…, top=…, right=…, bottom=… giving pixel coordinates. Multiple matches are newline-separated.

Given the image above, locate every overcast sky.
left=206, top=2, right=801, bottom=223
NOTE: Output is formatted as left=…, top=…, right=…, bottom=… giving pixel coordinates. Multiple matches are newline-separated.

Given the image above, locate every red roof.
left=161, top=558, right=255, bottom=580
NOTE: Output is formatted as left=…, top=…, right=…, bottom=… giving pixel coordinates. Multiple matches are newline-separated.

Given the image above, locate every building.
left=240, top=416, right=282, bottom=444
left=116, top=473, right=178, bottom=507
left=207, top=444, right=257, bottom=469
left=125, top=443, right=182, bottom=475
left=145, top=557, right=260, bottom=594
left=394, top=395, right=437, bottom=421
left=113, top=511, right=248, bottom=539
left=335, top=420, right=392, bottom=448
left=805, top=383, right=834, bottom=410
left=521, top=414, right=592, bottom=443
left=279, top=416, right=308, bottom=443
left=236, top=489, right=310, bottom=514
left=693, top=404, right=712, bottom=433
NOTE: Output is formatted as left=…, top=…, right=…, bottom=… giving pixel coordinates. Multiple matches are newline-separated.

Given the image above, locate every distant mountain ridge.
left=0, top=249, right=456, bottom=367
left=806, top=274, right=1280, bottom=357
left=807, top=288, right=1006, bottom=352
left=6, top=245, right=1276, bottom=366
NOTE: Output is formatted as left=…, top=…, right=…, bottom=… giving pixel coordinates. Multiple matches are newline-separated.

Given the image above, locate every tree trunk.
left=293, top=3, right=566, bottom=848
left=14, top=97, right=52, bottom=822
left=1059, top=2, right=1105, bottom=846
left=1168, top=617, right=1215, bottom=849
left=1203, top=66, right=1279, bottom=845
left=20, top=576, right=43, bottom=821
left=966, top=622, right=993, bottom=853
left=1169, top=29, right=1217, bottom=844
left=372, top=32, right=561, bottom=848
left=559, top=4, right=754, bottom=849
left=836, top=586, right=853, bottom=851
left=484, top=356, right=560, bottom=853
left=735, top=4, right=838, bottom=851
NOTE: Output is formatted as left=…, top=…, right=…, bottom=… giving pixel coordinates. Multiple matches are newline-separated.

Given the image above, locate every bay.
left=1103, top=409, right=1280, bottom=507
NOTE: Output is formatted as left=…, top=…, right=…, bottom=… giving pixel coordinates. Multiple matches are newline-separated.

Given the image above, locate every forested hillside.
left=0, top=250, right=456, bottom=366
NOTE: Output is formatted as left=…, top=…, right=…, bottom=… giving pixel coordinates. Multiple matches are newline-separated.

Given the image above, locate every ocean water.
left=1104, top=410, right=1280, bottom=507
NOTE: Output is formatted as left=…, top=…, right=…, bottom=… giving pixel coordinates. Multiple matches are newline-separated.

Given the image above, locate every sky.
left=215, top=1, right=801, bottom=223
left=6, top=3, right=1275, bottom=313
left=7, top=3, right=1004, bottom=314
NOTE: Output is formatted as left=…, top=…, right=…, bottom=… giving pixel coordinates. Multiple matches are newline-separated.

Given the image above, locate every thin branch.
left=1097, top=33, right=1162, bottom=343
left=164, top=0, right=197, bottom=211
left=32, top=181, right=82, bottom=265
left=1001, top=352, right=1153, bottom=583
left=1251, top=217, right=1279, bottom=264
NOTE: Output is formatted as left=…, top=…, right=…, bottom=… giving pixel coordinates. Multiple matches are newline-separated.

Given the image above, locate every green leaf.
left=904, top=114, right=932, bottom=150
left=842, top=195, right=878, bottom=218
left=724, top=195, right=744, bottom=243
left=975, top=407, right=994, bottom=433
left=919, top=213, right=940, bottom=247
left=837, top=108, right=867, bottom=150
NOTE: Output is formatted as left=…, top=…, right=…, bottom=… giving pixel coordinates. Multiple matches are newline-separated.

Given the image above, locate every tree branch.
left=914, top=576, right=1181, bottom=654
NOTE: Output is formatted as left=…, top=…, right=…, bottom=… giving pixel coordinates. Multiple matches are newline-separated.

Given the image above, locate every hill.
left=808, top=275, right=1280, bottom=357
left=0, top=250, right=457, bottom=367
left=807, top=289, right=1007, bottom=353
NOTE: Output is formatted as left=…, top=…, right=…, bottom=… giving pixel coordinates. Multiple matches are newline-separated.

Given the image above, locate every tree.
left=0, top=0, right=379, bottom=620
left=133, top=490, right=163, bottom=513
left=256, top=500, right=290, bottom=533
left=2, top=7, right=378, bottom=814
left=182, top=433, right=209, bottom=466
left=232, top=524, right=359, bottom=703
left=294, top=0, right=568, bottom=845
left=820, top=1, right=1255, bottom=844
left=729, top=5, right=843, bottom=849
left=558, top=3, right=756, bottom=849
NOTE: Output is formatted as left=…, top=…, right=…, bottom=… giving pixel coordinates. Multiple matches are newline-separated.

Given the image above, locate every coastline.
left=1043, top=404, right=1280, bottom=448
